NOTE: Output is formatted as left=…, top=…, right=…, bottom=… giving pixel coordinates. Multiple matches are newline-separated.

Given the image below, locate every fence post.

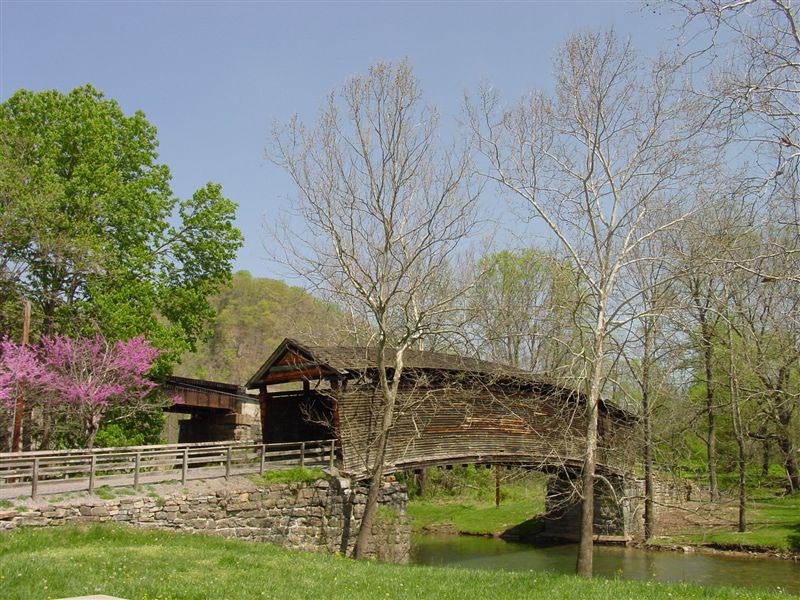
left=88, top=454, right=96, bottom=493
left=329, top=441, right=335, bottom=471
left=181, top=448, right=189, bottom=485
left=134, top=451, right=141, bottom=489
left=31, top=457, right=39, bottom=499
left=259, top=443, right=266, bottom=474
left=299, top=442, right=305, bottom=469
left=225, top=446, right=232, bottom=479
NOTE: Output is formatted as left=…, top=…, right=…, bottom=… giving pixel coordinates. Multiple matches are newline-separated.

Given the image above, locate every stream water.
left=411, top=534, right=800, bottom=594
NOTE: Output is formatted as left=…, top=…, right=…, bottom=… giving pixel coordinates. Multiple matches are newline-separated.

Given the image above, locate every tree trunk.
left=0, top=410, right=9, bottom=452
left=21, top=403, right=34, bottom=451
left=576, top=325, right=604, bottom=578
left=495, top=464, right=501, bottom=508
left=642, top=319, right=655, bottom=540
left=353, top=396, right=396, bottom=558
left=40, top=410, right=55, bottom=451
left=416, top=468, right=428, bottom=497
left=736, top=434, right=747, bottom=532
left=692, top=286, right=720, bottom=503
left=776, top=406, right=799, bottom=493
left=86, top=414, right=102, bottom=450
left=777, top=434, right=799, bottom=493
left=700, top=314, right=720, bottom=502
left=761, top=431, right=770, bottom=479
left=353, top=345, right=403, bottom=559
left=728, top=324, right=746, bottom=532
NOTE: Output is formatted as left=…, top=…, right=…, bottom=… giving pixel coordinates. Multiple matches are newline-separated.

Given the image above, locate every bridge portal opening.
left=260, top=388, right=335, bottom=444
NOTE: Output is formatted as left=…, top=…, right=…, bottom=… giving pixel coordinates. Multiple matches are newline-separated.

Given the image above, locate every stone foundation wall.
left=0, top=477, right=410, bottom=563
left=543, top=471, right=694, bottom=543
left=543, top=472, right=633, bottom=541
left=625, top=475, right=696, bottom=537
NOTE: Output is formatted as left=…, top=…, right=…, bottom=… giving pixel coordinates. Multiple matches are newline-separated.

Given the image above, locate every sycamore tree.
left=270, top=61, right=480, bottom=559
left=0, top=85, right=243, bottom=363
left=670, top=0, right=799, bottom=182
left=470, top=30, right=707, bottom=577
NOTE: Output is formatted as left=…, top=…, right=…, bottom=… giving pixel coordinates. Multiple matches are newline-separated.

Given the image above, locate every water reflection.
left=411, top=534, right=800, bottom=594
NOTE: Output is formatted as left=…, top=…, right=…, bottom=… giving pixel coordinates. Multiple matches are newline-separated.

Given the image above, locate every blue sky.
left=1, top=1, right=681, bottom=279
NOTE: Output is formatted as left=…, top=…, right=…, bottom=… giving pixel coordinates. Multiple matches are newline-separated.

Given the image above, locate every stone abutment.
left=0, top=477, right=411, bottom=563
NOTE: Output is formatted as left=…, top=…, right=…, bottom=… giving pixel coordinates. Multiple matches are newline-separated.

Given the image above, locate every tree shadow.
left=785, top=522, right=800, bottom=551
left=500, top=515, right=561, bottom=544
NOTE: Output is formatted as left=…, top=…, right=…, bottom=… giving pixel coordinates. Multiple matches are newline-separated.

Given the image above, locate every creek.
left=411, top=534, right=800, bottom=594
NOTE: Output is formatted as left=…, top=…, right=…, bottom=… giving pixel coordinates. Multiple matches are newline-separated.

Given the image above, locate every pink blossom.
left=39, top=335, right=159, bottom=409
left=0, top=338, right=48, bottom=410
left=1, top=334, right=163, bottom=448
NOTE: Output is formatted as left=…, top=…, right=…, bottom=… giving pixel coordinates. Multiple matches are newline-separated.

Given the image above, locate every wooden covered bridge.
left=162, top=376, right=261, bottom=443
left=246, top=338, right=637, bottom=478
left=246, top=338, right=643, bottom=541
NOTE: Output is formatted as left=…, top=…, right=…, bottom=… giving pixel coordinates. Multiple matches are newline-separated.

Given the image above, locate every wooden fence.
left=0, top=439, right=338, bottom=499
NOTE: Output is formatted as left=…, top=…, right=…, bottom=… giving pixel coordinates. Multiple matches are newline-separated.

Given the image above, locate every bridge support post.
left=494, top=465, right=501, bottom=508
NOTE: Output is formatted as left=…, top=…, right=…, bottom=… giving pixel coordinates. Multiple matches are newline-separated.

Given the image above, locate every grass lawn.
left=660, top=491, right=800, bottom=552
left=408, top=498, right=545, bottom=536
left=0, top=524, right=792, bottom=600
left=405, top=466, right=546, bottom=536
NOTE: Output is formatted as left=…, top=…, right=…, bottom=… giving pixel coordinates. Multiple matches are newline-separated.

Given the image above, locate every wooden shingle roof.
left=245, top=337, right=534, bottom=387
left=245, top=338, right=637, bottom=421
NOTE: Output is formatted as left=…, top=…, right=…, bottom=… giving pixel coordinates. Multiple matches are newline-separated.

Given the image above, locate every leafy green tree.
left=468, top=248, right=587, bottom=379
left=0, top=85, right=242, bottom=366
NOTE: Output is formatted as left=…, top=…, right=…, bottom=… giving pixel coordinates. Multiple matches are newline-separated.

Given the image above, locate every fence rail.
left=0, top=439, right=338, bottom=499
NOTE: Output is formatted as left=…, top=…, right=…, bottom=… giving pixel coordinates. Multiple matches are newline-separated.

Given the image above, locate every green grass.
left=409, top=499, right=545, bottom=536
left=0, top=499, right=12, bottom=509
left=0, top=525, right=789, bottom=600
left=253, top=467, right=326, bottom=485
left=661, top=491, right=800, bottom=552
left=94, top=486, right=116, bottom=500
left=404, top=466, right=546, bottom=536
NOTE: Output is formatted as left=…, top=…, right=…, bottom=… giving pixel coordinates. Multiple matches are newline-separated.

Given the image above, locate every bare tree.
left=619, top=230, right=681, bottom=539
left=268, top=61, right=480, bottom=559
left=470, top=30, right=707, bottom=576
left=670, top=0, right=799, bottom=180
left=728, top=247, right=800, bottom=493
left=669, top=0, right=800, bottom=272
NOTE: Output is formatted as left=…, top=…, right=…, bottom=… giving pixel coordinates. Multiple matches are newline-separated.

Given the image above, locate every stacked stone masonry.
left=0, top=477, right=411, bottom=563
left=543, top=471, right=694, bottom=542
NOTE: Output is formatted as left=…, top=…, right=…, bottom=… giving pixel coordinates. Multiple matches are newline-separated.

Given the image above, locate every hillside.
left=176, top=271, right=349, bottom=385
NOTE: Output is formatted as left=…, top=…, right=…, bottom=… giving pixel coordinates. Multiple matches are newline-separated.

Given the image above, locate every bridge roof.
left=246, top=338, right=530, bottom=386
left=246, top=338, right=636, bottom=421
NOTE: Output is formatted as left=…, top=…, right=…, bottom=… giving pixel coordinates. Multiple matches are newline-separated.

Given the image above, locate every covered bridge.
left=245, top=338, right=637, bottom=478
left=162, top=376, right=260, bottom=443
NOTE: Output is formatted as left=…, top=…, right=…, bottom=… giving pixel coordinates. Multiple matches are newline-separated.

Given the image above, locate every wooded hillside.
left=175, top=271, right=349, bottom=384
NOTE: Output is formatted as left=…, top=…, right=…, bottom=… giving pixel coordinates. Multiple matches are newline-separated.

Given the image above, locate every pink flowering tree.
left=0, top=339, right=49, bottom=449
left=0, top=339, right=47, bottom=405
left=38, top=335, right=162, bottom=449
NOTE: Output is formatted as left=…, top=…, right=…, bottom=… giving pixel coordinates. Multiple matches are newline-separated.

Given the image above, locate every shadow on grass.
left=784, top=522, right=800, bottom=551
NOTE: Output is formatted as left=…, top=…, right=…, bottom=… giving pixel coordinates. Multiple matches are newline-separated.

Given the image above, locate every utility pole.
left=11, top=300, right=31, bottom=452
